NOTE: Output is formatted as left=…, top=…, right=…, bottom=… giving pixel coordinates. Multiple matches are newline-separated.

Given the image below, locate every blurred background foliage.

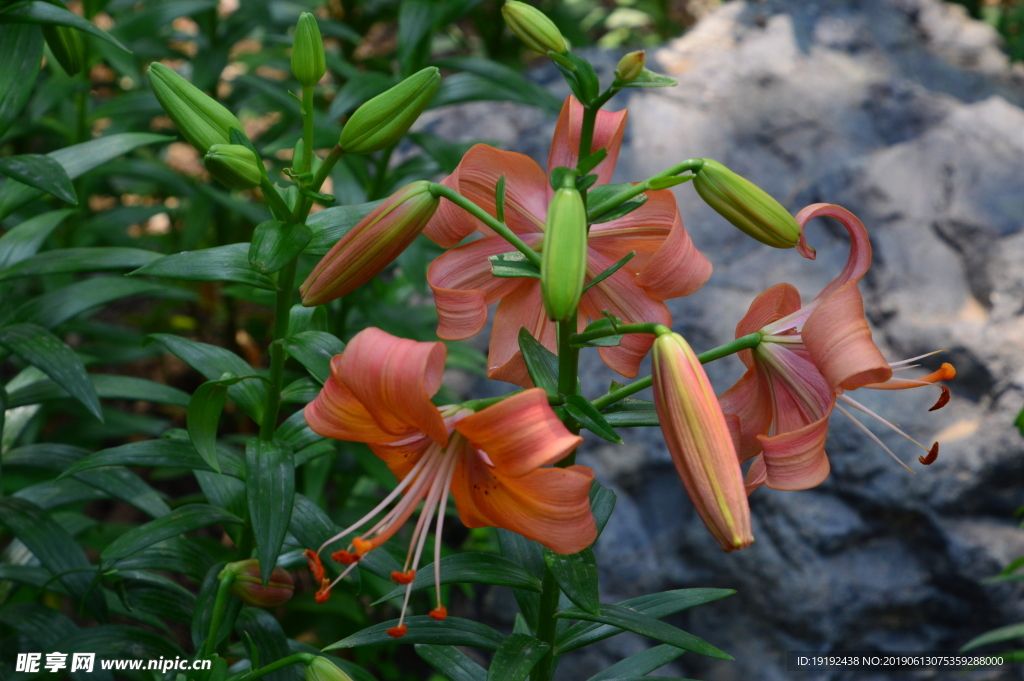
left=1, top=0, right=1021, bottom=680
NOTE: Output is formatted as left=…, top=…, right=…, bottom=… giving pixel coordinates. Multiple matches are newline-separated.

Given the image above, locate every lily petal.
left=757, top=411, right=832, bottom=490
left=718, top=366, right=773, bottom=463
left=339, top=328, right=449, bottom=445
left=744, top=455, right=767, bottom=495
left=547, top=95, right=627, bottom=186
left=451, top=451, right=597, bottom=554
left=487, top=281, right=556, bottom=387
left=796, top=203, right=872, bottom=303
left=369, top=434, right=435, bottom=482
left=455, top=388, right=582, bottom=478
left=633, top=209, right=713, bottom=301
left=588, top=188, right=679, bottom=271
left=803, top=282, right=892, bottom=391
left=427, top=234, right=541, bottom=340
left=304, top=359, right=399, bottom=443
left=735, top=283, right=801, bottom=364
left=423, top=169, right=477, bottom=248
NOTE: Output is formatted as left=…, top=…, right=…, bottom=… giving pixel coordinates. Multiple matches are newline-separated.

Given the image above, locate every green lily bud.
left=204, top=144, right=262, bottom=189
left=43, top=24, right=85, bottom=76
left=223, top=559, right=294, bottom=607
left=305, top=657, right=352, bottom=681
left=339, top=67, right=440, bottom=155
left=541, top=183, right=587, bottom=322
left=147, top=62, right=244, bottom=154
left=615, top=50, right=645, bottom=83
left=502, top=1, right=568, bottom=56
left=292, top=12, right=326, bottom=88
left=692, top=159, right=801, bottom=249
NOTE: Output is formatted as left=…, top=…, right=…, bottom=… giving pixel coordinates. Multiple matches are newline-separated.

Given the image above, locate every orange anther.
left=928, top=386, right=951, bottom=412
left=305, top=549, right=325, bottom=581
left=919, top=442, right=939, bottom=466
left=390, top=570, right=416, bottom=584
left=386, top=624, right=408, bottom=638
left=352, top=537, right=373, bottom=556
left=428, top=606, right=448, bottom=621
left=332, top=550, right=359, bottom=565
left=315, top=578, right=332, bottom=603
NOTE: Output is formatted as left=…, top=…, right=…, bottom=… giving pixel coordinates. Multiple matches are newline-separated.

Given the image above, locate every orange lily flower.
left=719, top=204, right=954, bottom=492
left=423, top=95, right=712, bottom=386
left=303, top=327, right=596, bottom=636
left=652, top=330, right=753, bottom=551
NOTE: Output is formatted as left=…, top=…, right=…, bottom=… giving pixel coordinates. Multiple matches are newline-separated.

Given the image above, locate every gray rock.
left=421, top=0, right=1024, bottom=678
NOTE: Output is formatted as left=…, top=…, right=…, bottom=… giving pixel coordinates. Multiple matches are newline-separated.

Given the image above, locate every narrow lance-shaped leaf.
left=373, top=553, right=543, bottom=604
left=0, top=154, right=76, bottom=204
left=101, top=504, right=243, bottom=565
left=249, top=221, right=312, bottom=275
left=586, top=644, right=687, bottom=681
left=0, top=0, right=130, bottom=51
left=563, top=395, right=622, bottom=444
left=188, top=374, right=262, bottom=473
left=486, top=634, right=549, bottom=681
left=0, top=209, right=73, bottom=270
left=246, top=439, right=295, bottom=585
left=415, top=644, right=486, bottom=681
left=0, top=24, right=42, bottom=139
left=544, top=547, right=600, bottom=616
left=518, top=327, right=558, bottom=395
left=132, top=243, right=277, bottom=290
left=325, top=617, right=505, bottom=651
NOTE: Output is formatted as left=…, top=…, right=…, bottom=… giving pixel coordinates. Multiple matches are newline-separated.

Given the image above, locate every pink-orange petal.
left=744, top=455, right=768, bottom=495
left=735, top=283, right=802, bottom=365
left=423, top=169, right=477, bottom=248
left=456, top=388, right=583, bottom=477
left=338, top=328, right=449, bottom=445
left=757, top=411, right=832, bottom=491
left=487, top=281, right=556, bottom=387
left=547, top=95, right=627, bottom=186
left=368, top=432, right=435, bottom=482
left=633, top=209, right=713, bottom=301
left=796, top=203, right=873, bottom=302
left=718, top=366, right=773, bottom=463
left=304, top=365, right=399, bottom=443
left=802, top=283, right=892, bottom=391
left=448, top=144, right=548, bottom=237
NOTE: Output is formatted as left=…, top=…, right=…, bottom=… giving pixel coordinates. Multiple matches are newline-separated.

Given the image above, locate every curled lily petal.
left=803, top=282, right=892, bottom=390
left=633, top=207, right=713, bottom=301
left=305, top=358, right=400, bottom=443
left=757, top=412, right=831, bottom=491
left=547, top=95, right=627, bottom=186
left=744, top=455, right=768, bottom=495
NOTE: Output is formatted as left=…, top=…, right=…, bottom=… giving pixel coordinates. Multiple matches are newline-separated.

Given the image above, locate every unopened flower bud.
left=148, top=62, right=244, bottom=154
left=43, top=24, right=85, bottom=76
left=652, top=331, right=753, bottom=552
left=339, top=67, right=440, bottom=155
left=300, top=181, right=440, bottom=305
left=692, top=159, right=800, bottom=249
left=305, top=657, right=352, bottom=681
left=204, top=144, right=262, bottom=189
left=615, top=50, right=645, bottom=83
left=224, top=559, right=294, bottom=607
left=292, top=13, right=326, bottom=88
left=541, top=184, right=587, bottom=322
left=502, top=1, right=568, bottom=55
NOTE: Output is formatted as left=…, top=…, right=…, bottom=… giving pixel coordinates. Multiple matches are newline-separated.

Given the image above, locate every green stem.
left=259, top=178, right=293, bottom=223
left=294, top=144, right=345, bottom=223
left=531, top=569, right=562, bottom=681
left=200, top=572, right=235, bottom=658
left=556, top=315, right=579, bottom=397
left=585, top=158, right=704, bottom=221
left=259, top=259, right=298, bottom=440
left=301, top=85, right=315, bottom=175
left=428, top=183, right=542, bottom=267
left=237, top=654, right=315, bottom=681
left=571, top=322, right=667, bottom=345
left=590, top=332, right=763, bottom=410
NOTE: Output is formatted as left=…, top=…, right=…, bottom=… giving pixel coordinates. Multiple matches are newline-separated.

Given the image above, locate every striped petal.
left=718, top=366, right=773, bottom=463
left=547, top=95, right=627, bottom=186
left=757, top=411, right=832, bottom=490
left=304, top=358, right=400, bottom=444
left=487, top=281, right=557, bottom=387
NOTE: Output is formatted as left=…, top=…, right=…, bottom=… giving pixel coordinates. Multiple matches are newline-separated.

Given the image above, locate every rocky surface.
left=420, top=0, right=1024, bottom=679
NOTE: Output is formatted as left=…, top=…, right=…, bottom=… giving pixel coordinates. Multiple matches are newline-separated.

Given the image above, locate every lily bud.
left=204, top=144, right=262, bottom=189
left=541, top=183, right=587, bottom=321
left=223, top=559, right=294, bottom=607
left=338, top=67, right=440, bottom=155
left=652, top=331, right=753, bottom=552
left=615, top=50, right=645, bottom=83
left=147, top=62, right=244, bottom=154
left=502, top=1, right=568, bottom=55
left=692, top=159, right=801, bottom=249
left=300, top=181, right=440, bottom=305
left=43, top=24, right=85, bottom=76
left=305, top=657, right=352, bottom=681
left=292, top=13, right=326, bottom=88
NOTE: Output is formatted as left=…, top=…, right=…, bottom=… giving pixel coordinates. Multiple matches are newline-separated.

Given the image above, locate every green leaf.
left=544, top=548, right=600, bottom=615
left=961, top=622, right=1024, bottom=651
left=49, top=623, right=185, bottom=662
left=586, top=644, right=688, bottom=681
left=192, top=562, right=242, bottom=650
left=326, top=71, right=397, bottom=120
left=101, top=504, right=243, bottom=565
left=0, top=247, right=161, bottom=281
left=587, top=183, right=648, bottom=224
left=602, top=398, right=660, bottom=427
left=0, top=0, right=130, bottom=51
left=415, top=644, right=486, bottom=681
left=281, top=377, right=320, bottom=404
left=582, top=251, right=635, bottom=294
left=373, top=553, right=543, bottom=604
left=246, top=439, right=296, bottom=585
left=325, top=616, right=505, bottom=651
left=518, top=327, right=558, bottom=395
left=236, top=608, right=302, bottom=681
left=621, top=68, right=678, bottom=89
left=0, top=154, right=76, bottom=204
left=489, top=251, right=540, bottom=279
left=116, top=537, right=214, bottom=582
left=148, top=333, right=266, bottom=423
left=555, top=588, right=735, bottom=655
left=555, top=603, right=731, bottom=660
left=0, top=209, right=73, bottom=270
left=1015, top=405, right=1024, bottom=436
left=563, top=395, right=622, bottom=443
left=250, top=221, right=312, bottom=274
left=8, top=277, right=185, bottom=329
left=7, top=374, right=191, bottom=409
left=486, top=633, right=548, bottom=681
left=282, top=331, right=345, bottom=383
left=0, top=24, right=42, bottom=139
left=0, top=323, right=102, bottom=420
left=0, top=497, right=107, bottom=619
left=188, top=375, right=260, bottom=472
left=304, top=201, right=383, bottom=256
left=435, top=56, right=563, bottom=112
left=73, top=466, right=170, bottom=518
left=590, top=480, right=617, bottom=536
left=63, top=438, right=245, bottom=479
left=496, top=529, right=545, bottom=631
left=0, top=603, right=78, bottom=649
left=133, top=243, right=276, bottom=290
left=0, top=133, right=172, bottom=220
